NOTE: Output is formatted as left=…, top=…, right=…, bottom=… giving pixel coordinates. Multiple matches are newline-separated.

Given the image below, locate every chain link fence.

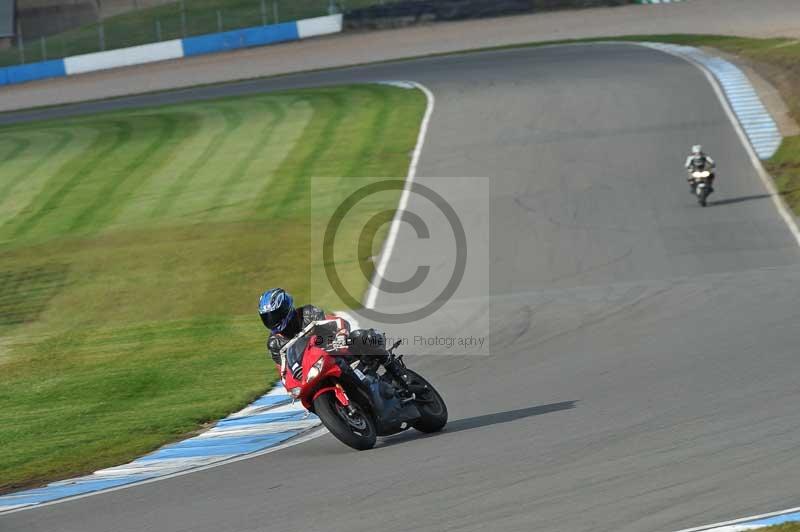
left=345, top=0, right=635, bottom=28
left=5, top=0, right=391, bottom=67
left=5, top=0, right=634, bottom=67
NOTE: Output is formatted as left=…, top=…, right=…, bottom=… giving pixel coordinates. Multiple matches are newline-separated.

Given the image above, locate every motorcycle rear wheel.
left=405, top=369, right=448, bottom=433
left=314, top=392, right=377, bottom=450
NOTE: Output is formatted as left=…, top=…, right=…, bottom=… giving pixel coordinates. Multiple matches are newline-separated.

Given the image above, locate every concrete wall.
left=0, top=14, right=343, bottom=85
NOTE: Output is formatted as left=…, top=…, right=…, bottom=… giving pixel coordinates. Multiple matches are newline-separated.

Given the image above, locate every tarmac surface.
left=3, top=42, right=800, bottom=532
left=0, top=0, right=799, bottom=112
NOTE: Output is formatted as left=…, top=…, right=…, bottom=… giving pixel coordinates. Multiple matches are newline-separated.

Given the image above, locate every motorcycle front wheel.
left=405, top=369, right=448, bottom=433
left=314, top=391, right=377, bottom=450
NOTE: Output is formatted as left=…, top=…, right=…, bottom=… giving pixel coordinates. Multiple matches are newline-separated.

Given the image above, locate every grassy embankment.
left=754, top=524, right=800, bottom=531
left=0, top=84, right=425, bottom=492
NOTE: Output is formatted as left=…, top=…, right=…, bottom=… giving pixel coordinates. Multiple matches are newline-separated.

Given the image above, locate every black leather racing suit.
left=266, top=305, right=326, bottom=367
left=685, top=154, right=716, bottom=192
left=267, top=306, right=386, bottom=378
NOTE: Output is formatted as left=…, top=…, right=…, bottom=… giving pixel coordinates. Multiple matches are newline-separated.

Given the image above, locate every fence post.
left=98, top=22, right=106, bottom=51
left=273, top=1, right=279, bottom=24
left=40, top=36, right=47, bottom=60
left=216, top=10, right=223, bottom=32
left=260, top=0, right=268, bottom=25
left=180, top=0, right=187, bottom=37
left=16, top=21, right=24, bottom=65
left=155, top=18, right=162, bottom=41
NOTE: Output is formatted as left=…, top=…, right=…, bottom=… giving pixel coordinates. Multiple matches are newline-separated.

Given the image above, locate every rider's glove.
left=291, top=362, right=303, bottom=380
left=332, top=328, right=349, bottom=350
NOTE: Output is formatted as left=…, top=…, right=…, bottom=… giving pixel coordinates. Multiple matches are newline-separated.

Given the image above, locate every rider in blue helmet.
left=259, top=288, right=325, bottom=378
left=259, top=288, right=386, bottom=380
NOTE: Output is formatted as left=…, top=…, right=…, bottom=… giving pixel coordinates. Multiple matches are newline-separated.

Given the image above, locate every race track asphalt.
left=3, top=43, right=800, bottom=532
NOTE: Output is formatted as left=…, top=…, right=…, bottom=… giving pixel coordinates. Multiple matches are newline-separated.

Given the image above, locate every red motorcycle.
left=280, top=319, right=448, bottom=450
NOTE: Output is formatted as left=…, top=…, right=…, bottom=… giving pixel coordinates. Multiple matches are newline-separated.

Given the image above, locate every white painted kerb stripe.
left=64, top=39, right=184, bottom=76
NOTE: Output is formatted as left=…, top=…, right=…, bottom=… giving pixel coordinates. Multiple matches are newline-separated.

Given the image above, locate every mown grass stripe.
left=346, top=85, right=392, bottom=177
left=100, top=112, right=201, bottom=230
left=262, top=91, right=349, bottom=217
left=3, top=121, right=132, bottom=240
left=150, top=105, right=244, bottom=219
left=67, top=114, right=182, bottom=233
left=0, top=131, right=73, bottom=207
left=0, top=137, right=32, bottom=166
left=203, top=100, right=285, bottom=223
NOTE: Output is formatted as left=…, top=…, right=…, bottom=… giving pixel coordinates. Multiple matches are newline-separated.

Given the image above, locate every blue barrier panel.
left=0, top=59, right=66, bottom=86
left=182, top=22, right=299, bottom=57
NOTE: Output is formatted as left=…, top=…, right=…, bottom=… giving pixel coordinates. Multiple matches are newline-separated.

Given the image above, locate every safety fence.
left=0, top=14, right=342, bottom=85
left=345, top=0, right=638, bottom=29
left=7, top=0, right=682, bottom=67
left=6, top=0, right=363, bottom=67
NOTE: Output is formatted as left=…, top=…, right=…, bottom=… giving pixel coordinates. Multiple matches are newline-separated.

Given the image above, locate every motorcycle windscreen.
left=287, top=336, right=311, bottom=366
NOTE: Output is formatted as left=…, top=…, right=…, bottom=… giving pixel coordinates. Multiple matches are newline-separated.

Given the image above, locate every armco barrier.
left=64, top=40, right=184, bottom=76
left=0, top=59, right=66, bottom=85
left=0, top=14, right=342, bottom=87
left=182, top=22, right=299, bottom=57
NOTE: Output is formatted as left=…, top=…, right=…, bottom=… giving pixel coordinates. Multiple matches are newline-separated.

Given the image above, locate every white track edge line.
left=364, top=81, right=436, bottom=309
left=633, top=42, right=800, bottom=249
left=671, top=506, right=800, bottom=532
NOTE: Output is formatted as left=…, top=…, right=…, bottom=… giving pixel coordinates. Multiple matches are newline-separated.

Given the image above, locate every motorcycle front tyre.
left=313, top=392, right=377, bottom=450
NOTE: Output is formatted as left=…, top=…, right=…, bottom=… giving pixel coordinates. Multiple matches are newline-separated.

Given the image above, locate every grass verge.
left=754, top=524, right=800, bottom=531
left=0, top=83, right=426, bottom=493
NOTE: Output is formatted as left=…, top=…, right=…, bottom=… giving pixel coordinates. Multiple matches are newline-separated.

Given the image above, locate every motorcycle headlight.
left=289, top=387, right=302, bottom=399
left=306, top=357, right=325, bottom=382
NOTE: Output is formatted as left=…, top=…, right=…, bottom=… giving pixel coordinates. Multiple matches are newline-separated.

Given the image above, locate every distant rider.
left=258, top=288, right=386, bottom=381
left=685, top=144, right=716, bottom=194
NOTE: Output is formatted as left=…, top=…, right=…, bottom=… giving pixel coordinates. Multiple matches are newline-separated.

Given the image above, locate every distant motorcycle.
left=687, top=157, right=714, bottom=207
left=689, top=169, right=712, bottom=207
left=280, top=320, right=448, bottom=450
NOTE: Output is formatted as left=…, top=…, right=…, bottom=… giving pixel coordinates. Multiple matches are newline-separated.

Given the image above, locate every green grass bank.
left=755, top=524, right=800, bottom=532
left=0, top=84, right=426, bottom=493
